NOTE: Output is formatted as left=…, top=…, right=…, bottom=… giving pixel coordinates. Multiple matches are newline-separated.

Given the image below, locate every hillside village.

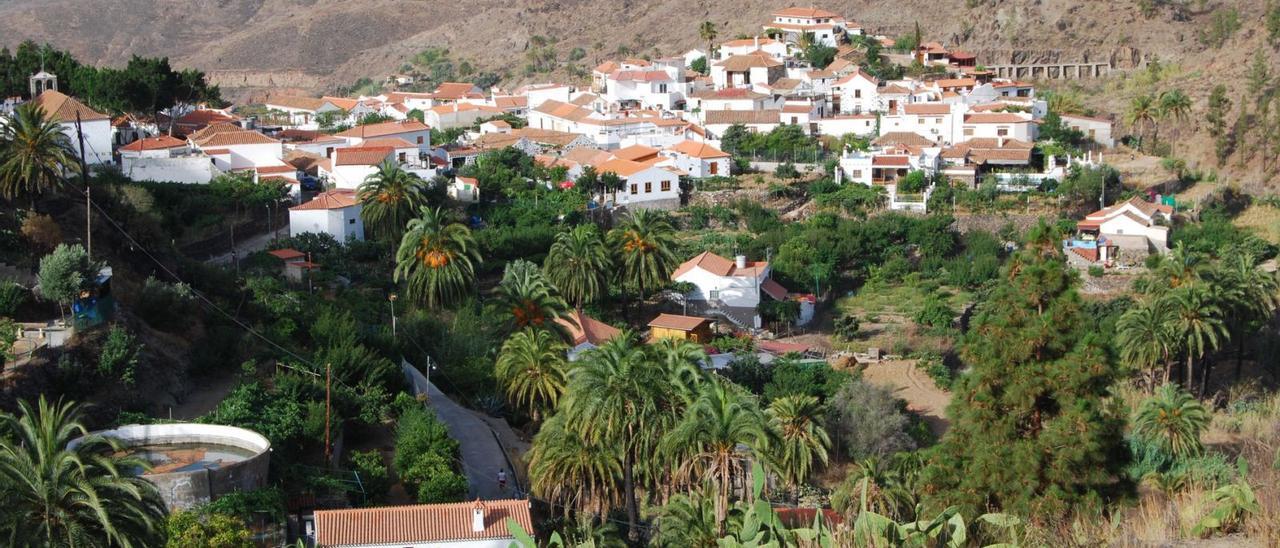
left=0, top=4, right=1278, bottom=548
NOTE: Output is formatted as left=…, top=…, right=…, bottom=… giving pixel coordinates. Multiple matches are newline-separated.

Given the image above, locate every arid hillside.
left=1, top=0, right=1276, bottom=185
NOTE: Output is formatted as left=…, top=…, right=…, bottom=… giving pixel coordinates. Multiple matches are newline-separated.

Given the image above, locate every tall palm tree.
left=0, top=397, right=167, bottom=547
left=357, top=161, right=428, bottom=241
left=528, top=414, right=622, bottom=516
left=394, top=206, right=481, bottom=308
left=1168, top=283, right=1229, bottom=391
left=1136, top=242, right=1204, bottom=295
left=558, top=333, right=685, bottom=541
left=608, top=209, right=679, bottom=302
left=659, top=379, right=774, bottom=534
left=1126, top=94, right=1158, bottom=148
left=1117, top=297, right=1181, bottom=388
left=1047, top=91, right=1086, bottom=116
left=655, top=491, right=737, bottom=548
left=698, top=21, right=719, bottom=60
left=495, top=259, right=571, bottom=336
left=544, top=225, right=612, bottom=309
left=1132, top=383, right=1210, bottom=458
left=0, top=103, right=78, bottom=201
left=766, top=394, right=831, bottom=489
left=495, top=328, right=569, bottom=421
left=1157, top=88, right=1192, bottom=142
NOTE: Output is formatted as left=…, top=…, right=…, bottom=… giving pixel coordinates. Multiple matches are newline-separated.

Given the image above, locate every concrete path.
left=400, top=360, right=518, bottom=500
left=204, top=230, right=282, bottom=265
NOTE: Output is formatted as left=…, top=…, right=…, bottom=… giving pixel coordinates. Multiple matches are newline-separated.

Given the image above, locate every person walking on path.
left=497, top=469, right=507, bottom=492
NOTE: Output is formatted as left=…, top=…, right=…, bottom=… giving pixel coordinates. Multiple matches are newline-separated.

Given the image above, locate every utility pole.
left=75, top=112, right=90, bottom=258
left=324, top=363, right=332, bottom=465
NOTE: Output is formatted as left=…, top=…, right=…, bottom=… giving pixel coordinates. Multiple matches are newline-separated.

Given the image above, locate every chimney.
left=735, top=255, right=747, bottom=269
left=471, top=500, right=485, bottom=532
left=754, top=36, right=760, bottom=49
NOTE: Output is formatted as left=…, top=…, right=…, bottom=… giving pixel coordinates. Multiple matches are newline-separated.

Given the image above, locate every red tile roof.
left=334, top=146, right=393, bottom=166
left=290, top=190, right=360, bottom=211
left=611, top=144, right=661, bottom=162
left=903, top=103, right=951, bottom=115
left=964, top=113, right=1033, bottom=124
left=772, top=7, right=841, bottom=19
left=557, top=310, right=622, bottom=347
left=29, top=90, right=109, bottom=123
left=119, top=135, right=187, bottom=152
left=314, top=500, right=532, bottom=546
left=872, top=155, right=911, bottom=166
left=668, top=140, right=730, bottom=159
left=672, top=251, right=768, bottom=278
left=335, top=120, right=430, bottom=139
left=762, top=278, right=788, bottom=300
left=648, top=313, right=712, bottom=331
left=268, top=248, right=306, bottom=261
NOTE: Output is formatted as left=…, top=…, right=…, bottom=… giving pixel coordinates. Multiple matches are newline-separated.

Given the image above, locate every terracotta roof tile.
left=648, top=313, right=712, bottom=331
left=334, top=146, right=393, bottom=166
left=704, top=110, right=780, bottom=125
left=335, top=120, right=430, bottom=139
left=265, top=95, right=326, bottom=111
left=903, top=103, right=951, bottom=115
left=314, top=499, right=532, bottom=546
left=119, top=135, right=186, bottom=152
left=30, top=90, right=109, bottom=123
left=557, top=310, right=622, bottom=346
left=667, top=140, right=729, bottom=159
left=290, top=189, right=359, bottom=211
left=716, top=51, right=783, bottom=71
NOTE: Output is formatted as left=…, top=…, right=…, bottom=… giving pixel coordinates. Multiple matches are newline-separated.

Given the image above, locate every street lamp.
left=388, top=293, right=398, bottom=337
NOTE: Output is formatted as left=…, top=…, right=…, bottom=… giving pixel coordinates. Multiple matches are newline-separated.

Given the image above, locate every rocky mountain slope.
left=1, top=0, right=1275, bottom=185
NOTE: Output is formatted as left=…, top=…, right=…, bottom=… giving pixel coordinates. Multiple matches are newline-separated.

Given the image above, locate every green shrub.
left=913, top=296, right=954, bottom=328
left=99, top=325, right=141, bottom=386
left=348, top=450, right=391, bottom=504
left=833, top=313, right=860, bottom=340
left=762, top=357, right=851, bottom=403
left=1087, top=265, right=1105, bottom=277
left=134, top=277, right=195, bottom=330
left=0, top=282, right=28, bottom=316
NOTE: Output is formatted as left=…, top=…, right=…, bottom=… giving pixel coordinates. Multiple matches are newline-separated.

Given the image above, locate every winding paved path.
left=400, top=360, right=517, bottom=500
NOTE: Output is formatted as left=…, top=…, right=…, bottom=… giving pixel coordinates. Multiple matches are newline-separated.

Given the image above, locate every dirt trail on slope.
left=860, top=359, right=952, bottom=437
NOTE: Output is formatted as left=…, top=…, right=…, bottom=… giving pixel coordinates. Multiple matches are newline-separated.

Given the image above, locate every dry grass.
left=1232, top=204, right=1280, bottom=245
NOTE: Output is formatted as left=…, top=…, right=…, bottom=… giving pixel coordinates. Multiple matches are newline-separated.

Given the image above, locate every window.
left=645, top=182, right=652, bottom=193
left=997, top=128, right=1009, bottom=136
left=963, top=128, right=974, bottom=136
left=709, top=289, right=720, bottom=300
left=658, top=84, right=668, bottom=93
left=661, top=180, right=671, bottom=192
left=791, top=117, right=798, bottom=124
left=917, top=117, right=924, bottom=124
left=325, top=147, right=334, bottom=157
left=416, top=136, right=424, bottom=144
left=348, top=219, right=356, bottom=225
left=398, top=152, right=406, bottom=162
left=709, top=162, right=719, bottom=175
left=630, top=183, right=638, bottom=195
left=852, top=170, right=862, bottom=178
left=935, top=118, right=942, bottom=124
left=854, top=89, right=861, bottom=98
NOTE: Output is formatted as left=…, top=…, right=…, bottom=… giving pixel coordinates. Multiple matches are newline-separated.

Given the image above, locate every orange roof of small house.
left=334, top=146, right=394, bottom=166
left=672, top=251, right=768, bottom=278
left=557, top=310, right=622, bottom=347
left=432, top=82, right=484, bottom=100
left=336, top=120, right=430, bottom=139
left=290, top=190, right=360, bottom=210
left=595, top=158, right=655, bottom=178
left=268, top=248, right=306, bottom=261
left=265, top=95, right=326, bottom=111
left=668, top=140, right=730, bottom=159
left=120, top=135, right=187, bottom=151
left=192, top=129, right=280, bottom=147
left=611, top=144, right=661, bottom=162
left=321, top=96, right=360, bottom=110
left=964, top=112, right=1033, bottom=124
left=772, top=7, right=841, bottom=18
left=29, top=90, right=109, bottom=123
left=723, top=37, right=781, bottom=47
left=315, top=499, right=533, bottom=546
left=903, top=103, right=951, bottom=115
left=360, top=137, right=418, bottom=149
left=716, top=51, right=783, bottom=71
left=648, top=313, right=713, bottom=331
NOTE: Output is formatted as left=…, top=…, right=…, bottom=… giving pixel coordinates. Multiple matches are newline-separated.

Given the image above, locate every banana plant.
left=1191, top=458, right=1260, bottom=537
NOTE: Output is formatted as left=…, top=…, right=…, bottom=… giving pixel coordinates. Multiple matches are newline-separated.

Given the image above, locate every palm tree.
left=558, top=333, right=691, bottom=541
left=495, top=259, right=571, bottom=335
left=1157, top=89, right=1192, bottom=142
left=1168, top=283, right=1229, bottom=392
left=394, top=206, right=481, bottom=308
left=1137, top=242, right=1204, bottom=295
left=766, top=394, right=831, bottom=490
left=528, top=414, right=622, bottom=516
left=1217, top=249, right=1280, bottom=381
left=608, top=209, right=679, bottom=302
left=1117, top=297, right=1181, bottom=388
left=698, top=21, right=719, bottom=60
left=357, top=161, right=428, bottom=241
left=0, top=397, right=167, bottom=547
left=0, top=103, right=78, bottom=201
left=1046, top=91, right=1086, bottom=116
left=1126, top=94, right=1158, bottom=148
left=659, top=379, right=774, bottom=535
left=544, top=225, right=612, bottom=309
left=1132, top=383, right=1210, bottom=458
left=495, top=328, right=569, bottom=421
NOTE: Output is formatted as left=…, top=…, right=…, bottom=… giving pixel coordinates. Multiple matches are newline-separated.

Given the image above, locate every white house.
left=450, top=176, right=480, bottom=203
left=1066, top=197, right=1173, bottom=264
left=672, top=251, right=788, bottom=328
left=288, top=189, right=364, bottom=243
left=879, top=103, right=960, bottom=144
left=262, top=95, right=327, bottom=128
left=1060, top=113, right=1114, bottom=148
left=815, top=114, right=877, bottom=137
left=313, top=499, right=533, bottom=548
left=188, top=124, right=284, bottom=172
left=604, top=62, right=688, bottom=111
left=118, top=135, right=188, bottom=159
left=763, top=7, right=852, bottom=47
left=703, top=110, right=782, bottom=138
left=960, top=112, right=1037, bottom=143
left=833, top=70, right=881, bottom=114
left=28, top=90, right=112, bottom=165
left=425, top=102, right=504, bottom=130
left=710, top=52, right=785, bottom=90
left=662, top=140, right=731, bottom=178
left=327, top=146, right=395, bottom=189
left=596, top=158, right=681, bottom=209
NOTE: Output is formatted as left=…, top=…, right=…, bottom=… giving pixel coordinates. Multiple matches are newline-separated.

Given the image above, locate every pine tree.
left=1247, top=53, right=1273, bottom=105
left=922, top=226, right=1128, bottom=519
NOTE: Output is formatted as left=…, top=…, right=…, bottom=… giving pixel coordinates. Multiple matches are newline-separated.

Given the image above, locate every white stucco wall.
left=675, top=267, right=764, bottom=308
left=121, top=156, right=219, bottom=184
left=616, top=167, right=679, bottom=208
left=289, top=206, right=365, bottom=242
left=60, top=119, right=112, bottom=165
